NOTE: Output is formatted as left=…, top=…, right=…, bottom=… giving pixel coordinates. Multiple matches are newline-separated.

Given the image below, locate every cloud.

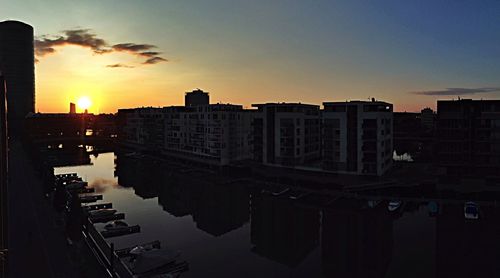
left=35, top=29, right=109, bottom=56
left=106, top=63, right=135, bottom=68
left=411, top=87, right=500, bottom=96
left=35, top=29, right=167, bottom=66
left=143, top=57, right=168, bottom=65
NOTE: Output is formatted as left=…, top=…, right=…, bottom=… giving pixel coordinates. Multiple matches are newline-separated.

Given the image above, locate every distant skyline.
left=2, top=0, right=500, bottom=113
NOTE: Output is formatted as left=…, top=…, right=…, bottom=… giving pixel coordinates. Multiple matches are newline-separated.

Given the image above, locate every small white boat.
left=388, top=201, right=402, bottom=212
left=104, top=220, right=129, bottom=231
left=464, top=202, right=479, bottom=220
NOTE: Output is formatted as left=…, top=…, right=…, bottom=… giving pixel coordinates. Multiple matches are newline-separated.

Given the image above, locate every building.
left=436, top=99, right=500, bottom=176
left=117, top=91, right=253, bottom=166
left=0, top=21, right=35, bottom=133
left=163, top=104, right=253, bottom=165
left=420, top=107, right=435, bottom=130
left=0, top=72, right=8, bottom=277
left=252, top=103, right=321, bottom=167
left=185, top=89, right=209, bottom=107
left=322, top=100, right=393, bottom=176
left=116, top=107, right=164, bottom=152
left=69, top=102, right=76, bottom=114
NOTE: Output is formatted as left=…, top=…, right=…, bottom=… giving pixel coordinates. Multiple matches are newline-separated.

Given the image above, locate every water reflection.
left=53, top=151, right=500, bottom=278
left=250, top=189, right=319, bottom=267
left=322, top=199, right=393, bottom=278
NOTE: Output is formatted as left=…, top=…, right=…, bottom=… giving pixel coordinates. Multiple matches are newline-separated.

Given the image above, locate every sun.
left=77, top=96, right=92, bottom=111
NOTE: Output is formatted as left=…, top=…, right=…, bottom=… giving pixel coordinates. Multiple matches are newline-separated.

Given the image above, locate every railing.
left=82, top=217, right=134, bottom=278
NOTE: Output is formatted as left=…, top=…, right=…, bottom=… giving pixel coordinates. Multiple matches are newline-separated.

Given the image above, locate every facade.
left=185, top=89, right=209, bottom=107
left=420, top=107, right=435, bottom=130
left=116, top=107, right=164, bottom=151
left=117, top=98, right=253, bottom=166
left=0, top=21, right=35, bottom=133
left=322, top=101, right=393, bottom=176
left=252, top=103, right=321, bottom=167
left=436, top=99, right=500, bottom=176
left=163, top=104, right=253, bottom=165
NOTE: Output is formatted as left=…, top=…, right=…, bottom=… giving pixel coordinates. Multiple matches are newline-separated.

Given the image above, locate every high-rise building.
left=436, top=99, right=500, bottom=176
left=69, top=102, right=76, bottom=114
left=251, top=103, right=321, bottom=167
left=0, top=20, right=35, bottom=133
left=185, top=89, right=209, bottom=107
left=322, top=101, right=393, bottom=176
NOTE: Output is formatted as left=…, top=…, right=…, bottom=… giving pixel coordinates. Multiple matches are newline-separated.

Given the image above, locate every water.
left=54, top=152, right=500, bottom=277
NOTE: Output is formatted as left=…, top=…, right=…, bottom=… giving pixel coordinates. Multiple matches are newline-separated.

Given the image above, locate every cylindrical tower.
left=0, top=20, right=35, bottom=133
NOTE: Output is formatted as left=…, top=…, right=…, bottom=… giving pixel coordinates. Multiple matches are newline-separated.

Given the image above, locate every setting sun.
left=77, top=96, right=92, bottom=111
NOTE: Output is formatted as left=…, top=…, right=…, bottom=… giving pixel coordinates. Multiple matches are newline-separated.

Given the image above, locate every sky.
left=2, top=0, right=500, bottom=113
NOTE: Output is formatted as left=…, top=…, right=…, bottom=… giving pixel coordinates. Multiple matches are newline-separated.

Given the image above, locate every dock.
left=89, top=212, right=125, bottom=223
left=101, top=225, right=141, bottom=238
left=79, top=194, right=103, bottom=203
left=83, top=203, right=112, bottom=211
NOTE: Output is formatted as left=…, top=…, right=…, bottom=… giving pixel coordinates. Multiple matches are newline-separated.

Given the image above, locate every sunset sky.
left=2, top=0, right=500, bottom=113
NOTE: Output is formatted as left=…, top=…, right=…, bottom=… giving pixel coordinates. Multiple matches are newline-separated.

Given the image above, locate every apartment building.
left=437, top=99, right=500, bottom=176
left=252, top=103, right=321, bottom=167
left=163, top=103, right=253, bottom=165
left=116, top=107, right=164, bottom=151
left=322, top=101, right=393, bottom=176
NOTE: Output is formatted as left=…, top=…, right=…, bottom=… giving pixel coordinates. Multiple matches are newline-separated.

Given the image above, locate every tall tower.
left=0, top=20, right=35, bottom=133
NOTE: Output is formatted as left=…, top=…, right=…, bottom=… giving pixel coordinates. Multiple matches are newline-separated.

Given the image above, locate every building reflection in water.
left=113, top=152, right=500, bottom=277
left=116, top=153, right=250, bottom=237
left=436, top=204, right=500, bottom=278
left=322, top=199, right=393, bottom=278
left=114, top=154, right=161, bottom=199
left=250, top=189, right=320, bottom=267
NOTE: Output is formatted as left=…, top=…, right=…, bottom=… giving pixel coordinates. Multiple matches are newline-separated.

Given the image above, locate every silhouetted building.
left=116, top=107, right=164, bottom=152
left=436, top=99, right=500, bottom=176
left=0, top=72, right=8, bottom=277
left=118, top=97, right=254, bottom=166
left=163, top=104, right=253, bottom=165
left=252, top=103, right=321, bottom=167
left=250, top=191, right=319, bottom=267
left=322, top=101, right=393, bottom=176
left=69, top=102, right=76, bottom=114
left=321, top=201, right=393, bottom=278
left=0, top=21, right=35, bottom=133
left=421, top=107, right=435, bottom=130
left=185, top=89, right=209, bottom=107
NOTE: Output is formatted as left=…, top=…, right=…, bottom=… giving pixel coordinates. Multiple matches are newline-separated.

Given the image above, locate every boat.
left=79, top=194, right=102, bottom=203
left=464, top=201, right=479, bottom=220
left=101, top=225, right=140, bottom=238
left=66, top=181, right=88, bottom=190
left=89, top=209, right=117, bottom=218
left=129, top=249, right=181, bottom=275
left=116, top=240, right=161, bottom=257
left=388, top=201, right=402, bottom=212
left=104, top=220, right=129, bottom=231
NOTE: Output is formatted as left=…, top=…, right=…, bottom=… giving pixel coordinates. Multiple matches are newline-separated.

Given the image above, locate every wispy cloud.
left=143, top=57, right=168, bottom=65
left=35, top=29, right=167, bottom=67
left=411, top=87, right=500, bottom=96
left=106, top=63, right=135, bottom=68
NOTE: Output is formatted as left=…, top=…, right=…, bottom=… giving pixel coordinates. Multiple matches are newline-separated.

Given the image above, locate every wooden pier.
left=101, top=225, right=141, bottom=238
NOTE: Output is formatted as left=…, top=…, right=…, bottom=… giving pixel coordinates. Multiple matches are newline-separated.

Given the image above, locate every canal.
left=54, top=152, right=500, bottom=277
